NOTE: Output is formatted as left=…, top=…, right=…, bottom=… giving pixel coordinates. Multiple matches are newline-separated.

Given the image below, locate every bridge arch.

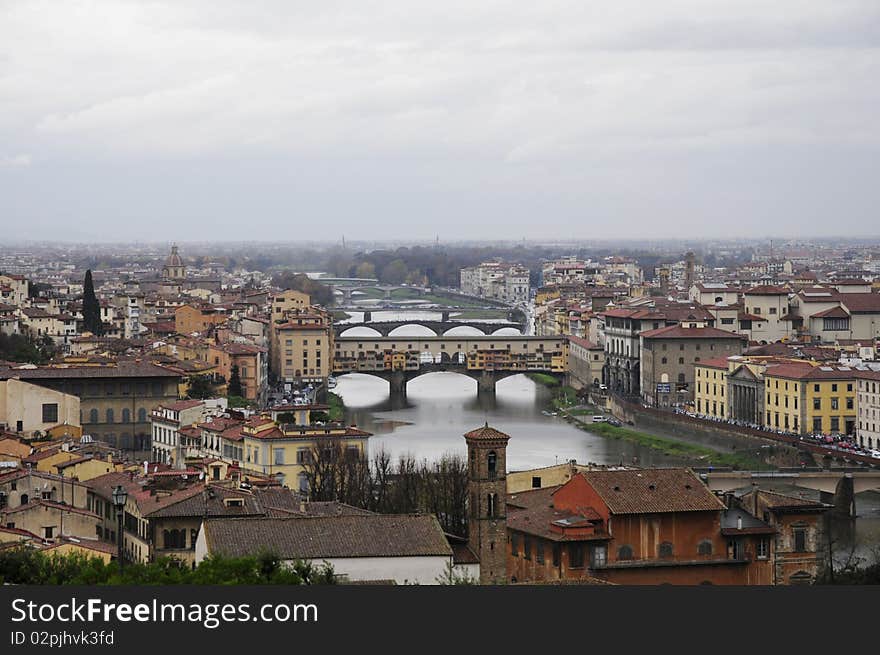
left=387, top=324, right=439, bottom=337
left=443, top=325, right=487, bottom=337
left=339, top=326, right=383, bottom=337
left=491, top=326, right=522, bottom=336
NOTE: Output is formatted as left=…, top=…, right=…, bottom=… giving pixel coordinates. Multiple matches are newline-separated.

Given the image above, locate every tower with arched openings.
left=464, top=423, right=510, bottom=584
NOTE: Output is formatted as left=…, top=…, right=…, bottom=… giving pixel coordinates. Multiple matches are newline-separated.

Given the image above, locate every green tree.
left=355, top=261, right=376, bottom=279
left=228, top=365, right=243, bottom=397
left=82, top=269, right=103, bottom=335
left=380, top=259, right=409, bottom=285
left=187, top=375, right=216, bottom=399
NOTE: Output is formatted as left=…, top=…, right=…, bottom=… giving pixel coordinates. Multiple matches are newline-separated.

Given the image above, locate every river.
left=335, top=370, right=880, bottom=569
left=336, top=371, right=690, bottom=472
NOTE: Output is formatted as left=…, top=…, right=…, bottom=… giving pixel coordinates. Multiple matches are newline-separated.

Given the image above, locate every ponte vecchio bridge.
left=333, top=335, right=567, bottom=396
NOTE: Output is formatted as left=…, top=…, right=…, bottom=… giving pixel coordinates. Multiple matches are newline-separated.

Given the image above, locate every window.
left=793, top=528, right=807, bottom=552
left=531, top=476, right=541, bottom=489
left=487, top=451, right=497, bottom=480
left=846, top=397, right=854, bottom=410
left=89, top=409, right=98, bottom=423
left=552, top=544, right=561, bottom=567
left=510, top=533, right=519, bottom=556
left=274, top=448, right=285, bottom=465
left=106, top=408, right=114, bottom=424
left=568, top=543, right=585, bottom=568
left=757, top=539, right=769, bottom=559
left=523, top=536, right=532, bottom=560
left=591, top=545, right=607, bottom=568
left=813, top=398, right=821, bottom=411
left=41, top=403, right=58, bottom=424
left=43, top=526, right=54, bottom=539
left=659, top=542, right=674, bottom=558
left=122, top=408, right=130, bottom=423
left=831, top=397, right=839, bottom=410
left=698, top=540, right=713, bottom=556
left=830, top=417, right=840, bottom=432
left=813, top=417, right=822, bottom=432
left=296, top=448, right=312, bottom=464
left=487, top=493, right=497, bottom=518
left=617, top=544, right=633, bottom=560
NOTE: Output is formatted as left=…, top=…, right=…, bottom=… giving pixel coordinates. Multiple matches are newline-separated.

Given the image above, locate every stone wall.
left=607, top=395, right=805, bottom=468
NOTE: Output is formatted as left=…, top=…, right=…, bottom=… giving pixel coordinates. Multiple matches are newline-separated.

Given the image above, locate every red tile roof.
left=463, top=424, right=511, bottom=442
left=580, top=469, right=725, bottom=515
left=639, top=325, right=747, bottom=340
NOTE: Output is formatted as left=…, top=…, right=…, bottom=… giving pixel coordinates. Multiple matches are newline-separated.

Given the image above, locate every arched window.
left=487, top=493, right=496, bottom=518
left=677, top=373, right=686, bottom=383
left=19, top=493, right=29, bottom=505
left=617, top=545, right=634, bottom=560
left=106, top=408, right=114, bottom=424
left=89, top=409, right=98, bottom=423
left=138, top=408, right=147, bottom=423
left=698, top=540, right=713, bottom=556
left=659, top=542, right=674, bottom=558
left=487, top=451, right=497, bottom=480
left=122, top=408, right=130, bottom=424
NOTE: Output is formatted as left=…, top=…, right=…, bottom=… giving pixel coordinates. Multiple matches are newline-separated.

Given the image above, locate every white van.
left=592, top=415, right=607, bottom=423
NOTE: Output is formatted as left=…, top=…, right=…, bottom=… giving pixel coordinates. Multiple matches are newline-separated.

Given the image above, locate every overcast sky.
left=1, top=1, right=879, bottom=243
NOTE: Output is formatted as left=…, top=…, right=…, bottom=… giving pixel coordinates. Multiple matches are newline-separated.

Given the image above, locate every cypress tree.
left=228, top=365, right=243, bottom=398
left=82, top=270, right=103, bottom=335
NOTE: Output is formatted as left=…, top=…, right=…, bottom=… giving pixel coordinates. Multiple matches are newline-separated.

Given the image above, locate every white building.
left=196, top=514, right=455, bottom=585
left=856, top=369, right=880, bottom=451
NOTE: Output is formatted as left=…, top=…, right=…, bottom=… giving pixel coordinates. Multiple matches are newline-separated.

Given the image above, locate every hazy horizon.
left=2, top=1, right=879, bottom=242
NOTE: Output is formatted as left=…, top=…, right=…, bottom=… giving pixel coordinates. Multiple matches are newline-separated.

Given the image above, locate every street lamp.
left=112, top=485, right=128, bottom=575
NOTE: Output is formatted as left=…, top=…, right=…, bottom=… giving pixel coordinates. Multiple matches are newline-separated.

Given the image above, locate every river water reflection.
left=336, top=371, right=690, bottom=471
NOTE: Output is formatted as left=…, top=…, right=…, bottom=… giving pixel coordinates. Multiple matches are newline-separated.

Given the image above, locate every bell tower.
left=464, top=423, right=510, bottom=584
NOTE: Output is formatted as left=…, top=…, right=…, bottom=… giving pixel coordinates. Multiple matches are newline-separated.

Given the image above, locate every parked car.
left=592, top=415, right=607, bottom=423
left=606, top=418, right=622, bottom=427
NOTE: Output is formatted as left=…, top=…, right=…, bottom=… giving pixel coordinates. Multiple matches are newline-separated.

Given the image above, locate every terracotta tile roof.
left=463, top=424, right=511, bottom=442
left=839, top=293, right=880, bottom=313
left=639, top=325, right=747, bottom=340
left=580, top=469, right=725, bottom=515
left=743, top=285, right=790, bottom=295
left=764, top=362, right=855, bottom=380
left=695, top=356, right=731, bottom=370
left=567, top=335, right=600, bottom=350
left=144, top=485, right=265, bottom=519
left=202, top=514, right=453, bottom=559
left=811, top=306, right=850, bottom=318
left=507, top=486, right=609, bottom=542
left=0, top=361, right=181, bottom=380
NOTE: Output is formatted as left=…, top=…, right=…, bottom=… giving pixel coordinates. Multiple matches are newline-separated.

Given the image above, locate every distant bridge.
left=333, top=335, right=566, bottom=395
left=336, top=315, right=524, bottom=337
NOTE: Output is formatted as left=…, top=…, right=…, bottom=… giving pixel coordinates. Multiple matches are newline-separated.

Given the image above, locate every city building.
left=0, top=378, right=80, bottom=437
left=566, top=335, right=605, bottom=391
left=196, top=513, right=454, bottom=584
left=506, top=468, right=782, bottom=585
left=762, top=362, right=857, bottom=435
left=460, top=262, right=530, bottom=304
left=0, top=362, right=182, bottom=452
left=270, top=307, right=334, bottom=385
left=855, top=369, right=880, bottom=449
left=639, top=326, right=747, bottom=407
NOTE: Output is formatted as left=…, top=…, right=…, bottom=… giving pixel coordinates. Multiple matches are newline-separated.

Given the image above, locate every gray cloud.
left=1, top=0, right=878, bottom=241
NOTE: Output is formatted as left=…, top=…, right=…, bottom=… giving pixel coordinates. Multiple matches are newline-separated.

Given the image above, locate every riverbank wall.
left=606, top=395, right=806, bottom=469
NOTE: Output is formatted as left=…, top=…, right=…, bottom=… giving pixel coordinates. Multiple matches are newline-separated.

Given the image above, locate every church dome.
left=165, top=245, right=184, bottom=268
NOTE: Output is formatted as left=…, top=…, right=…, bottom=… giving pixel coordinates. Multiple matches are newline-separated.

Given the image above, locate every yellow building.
left=0, top=378, right=80, bottom=437
left=238, top=416, right=371, bottom=492
left=271, top=289, right=311, bottom=317
left=270, top=307, right=334, bottom=384
left=694, top=358, right=730, bottom=419
left=763, top=362, right=857, bottom=435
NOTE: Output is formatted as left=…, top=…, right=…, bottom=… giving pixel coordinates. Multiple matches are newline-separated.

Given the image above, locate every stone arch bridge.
left=333, top=335, right=566, bottom=396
